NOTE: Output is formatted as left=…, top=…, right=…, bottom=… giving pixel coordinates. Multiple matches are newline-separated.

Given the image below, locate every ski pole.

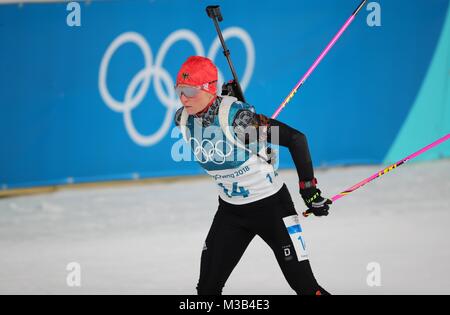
left=303, top=134, right=450, bottom=217
left=272, top=0, right=367, bottom=119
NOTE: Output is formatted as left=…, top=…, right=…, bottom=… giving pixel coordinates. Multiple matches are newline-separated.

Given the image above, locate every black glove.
left=300, top=184, right=332, bottom=217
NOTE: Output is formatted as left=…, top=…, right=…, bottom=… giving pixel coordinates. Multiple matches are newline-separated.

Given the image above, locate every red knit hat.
left=176, top=56, right=218, bottom=95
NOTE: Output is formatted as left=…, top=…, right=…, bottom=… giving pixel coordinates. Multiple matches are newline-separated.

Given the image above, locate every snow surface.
left=1, top=160, right=449, bottom=295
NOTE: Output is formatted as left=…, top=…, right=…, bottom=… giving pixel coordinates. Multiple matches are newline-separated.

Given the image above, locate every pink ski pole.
left=303, top=134, right=450, bottom=217
left=272, top=0, right=367, bottom=119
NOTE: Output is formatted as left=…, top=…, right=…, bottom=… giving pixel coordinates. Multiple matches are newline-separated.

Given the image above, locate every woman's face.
left=177, top=85, right=215, bottom=115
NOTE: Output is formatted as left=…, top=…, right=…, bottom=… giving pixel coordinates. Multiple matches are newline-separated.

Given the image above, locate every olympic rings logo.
left=99, top=28, right=255, bottom=147
left=189, top=137, right=234, bottom=165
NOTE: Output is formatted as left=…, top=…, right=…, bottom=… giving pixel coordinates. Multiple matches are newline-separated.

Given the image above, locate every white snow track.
left=0, top=160, right=449, bottom=294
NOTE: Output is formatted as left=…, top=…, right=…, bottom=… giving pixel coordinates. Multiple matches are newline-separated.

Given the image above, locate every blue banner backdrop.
left=0, top=0, right=449, bottom=189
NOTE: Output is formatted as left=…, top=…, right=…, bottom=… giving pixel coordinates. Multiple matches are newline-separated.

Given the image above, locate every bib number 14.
left=218, top=182, right=250, bottom=198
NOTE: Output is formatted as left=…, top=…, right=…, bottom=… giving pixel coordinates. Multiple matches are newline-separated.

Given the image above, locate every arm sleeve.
left=232, top=109, right=315, bottom=182
left=267, top=117, right=315, bottom=182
